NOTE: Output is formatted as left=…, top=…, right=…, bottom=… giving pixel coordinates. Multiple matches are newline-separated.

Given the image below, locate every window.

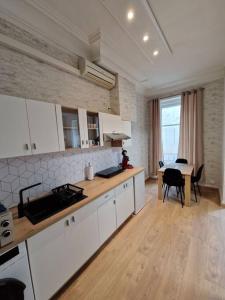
left=160, top=96, right=181, bottom=163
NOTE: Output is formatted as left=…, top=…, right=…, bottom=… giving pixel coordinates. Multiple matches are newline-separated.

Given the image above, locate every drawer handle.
left=113, top=200, right=116, bottom=205
left=32, top=143, right=37, bottom=150
left=65, top=219, right=70, bottom=227
left=71, top=216, right=75, bottom=223
left=25, top=143, right=29, bottom=150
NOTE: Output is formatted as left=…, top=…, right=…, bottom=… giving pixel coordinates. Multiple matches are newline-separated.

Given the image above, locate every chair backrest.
left=163, top=168, right=183, bottom=186
left=176, top=158, right=188, bottom=164
left=159, top=161, right=164, bottom=168
left=196, top=164, right=204, bottom=182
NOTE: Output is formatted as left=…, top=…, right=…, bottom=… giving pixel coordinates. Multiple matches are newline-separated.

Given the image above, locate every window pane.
left=160, top=96, right=181, bottom=163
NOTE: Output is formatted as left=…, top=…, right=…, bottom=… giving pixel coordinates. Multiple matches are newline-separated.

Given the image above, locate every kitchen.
left=1, top=1, right=225, bottom=299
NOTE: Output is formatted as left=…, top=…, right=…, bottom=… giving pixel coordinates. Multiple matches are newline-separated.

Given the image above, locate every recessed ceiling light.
left=153, top=50, right=159, bottom=56
left=127, top=10, right=134, bottom=21
left=143, top=34, right=149, bottom=42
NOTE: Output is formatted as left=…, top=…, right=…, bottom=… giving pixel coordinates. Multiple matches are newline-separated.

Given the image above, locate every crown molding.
left=0, top=2, right=89, bottom=57
left=23, top=0, right=88, bottom=44
left=144, top=66, right=225, bottom=97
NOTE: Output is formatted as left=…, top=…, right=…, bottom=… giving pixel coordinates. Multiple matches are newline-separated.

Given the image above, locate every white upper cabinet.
left=55, top=104, right=65, bottom=152
left=0, top=95, right=32, bottom=158
left=78, top=108, right=89, bottom=148
left=26, top=100, right=60, bottom=154
left=99, top=112, right=122, bottom=133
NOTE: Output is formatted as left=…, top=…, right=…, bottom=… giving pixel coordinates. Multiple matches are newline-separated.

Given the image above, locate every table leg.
left=158, top=172, right=163, bottom=200
left=184, top=175, right=191, bottom=206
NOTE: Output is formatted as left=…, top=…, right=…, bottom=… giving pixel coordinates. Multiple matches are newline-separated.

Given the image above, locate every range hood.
left=104, top=132, right=131, bottom=141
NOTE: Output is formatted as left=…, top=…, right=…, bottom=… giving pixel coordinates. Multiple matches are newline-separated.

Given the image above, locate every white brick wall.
left=203, top=79, right=224, bottom=188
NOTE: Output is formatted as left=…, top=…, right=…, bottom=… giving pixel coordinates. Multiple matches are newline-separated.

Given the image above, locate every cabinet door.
left=100, top=112, right=122, bottom=133
left=66, top=201, right=100, bottom=279
left=78, top=108, right=88, bottom=148
left=0, top=95, right=31, bottom=158
left=27, top=218, right=67, bottom=300
left=55, top=104, right=65, bottom=151
left=97, top=194, right=117, bottom=245
left=115, top=179, right=134, bottom=228
left=26, top=100, right=59, bottom=154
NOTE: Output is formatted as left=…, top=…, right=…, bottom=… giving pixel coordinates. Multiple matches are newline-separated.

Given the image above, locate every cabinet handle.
left=32, top=143, right=37, bottom=150
left=65, top=219, right=70, bottom=226
left=123, top=184, right=126, bottom=189
left=126, top=183, right=128, bottom=188
left=82, top=140, right=84, bottom=145
left=86, top=140, right=88, bottom=145
left=113, top=200, right=116, bottom=205
left=71, top=216, right=75, bottom=223
left=25, top=144, right=29, bottom=150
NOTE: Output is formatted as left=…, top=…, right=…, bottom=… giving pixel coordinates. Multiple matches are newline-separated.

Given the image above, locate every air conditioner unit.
left=79, top=58, right=116, bottom=90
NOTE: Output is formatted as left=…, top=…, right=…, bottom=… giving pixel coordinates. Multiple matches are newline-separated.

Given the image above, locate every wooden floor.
left=55, top=180, right=225, bottom=300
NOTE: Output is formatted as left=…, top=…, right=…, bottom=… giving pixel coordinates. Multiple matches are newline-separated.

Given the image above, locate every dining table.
left=158, top=163, right=194, bottom=206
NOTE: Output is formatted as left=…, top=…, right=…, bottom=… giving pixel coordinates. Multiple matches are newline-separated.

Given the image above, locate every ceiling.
left=0, top=0, right=225, bottom=95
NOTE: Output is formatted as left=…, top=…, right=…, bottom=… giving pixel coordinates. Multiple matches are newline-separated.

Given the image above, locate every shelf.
left=63, top=127, right=79, bottom=130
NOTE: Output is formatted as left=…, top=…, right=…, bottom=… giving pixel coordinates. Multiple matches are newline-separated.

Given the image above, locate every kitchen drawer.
left=68, top=199, right=98, bottom=225
left=95, top=189, right=115, bottom=207
left=115, top=178, right=133, bottom=196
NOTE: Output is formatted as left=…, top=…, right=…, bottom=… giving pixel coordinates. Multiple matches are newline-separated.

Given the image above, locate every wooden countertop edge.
left=0, top=167, right=144, bottom=254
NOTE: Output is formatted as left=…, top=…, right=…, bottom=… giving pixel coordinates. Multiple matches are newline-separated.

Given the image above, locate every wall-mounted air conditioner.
left=78, top=58, right=116, bottom=90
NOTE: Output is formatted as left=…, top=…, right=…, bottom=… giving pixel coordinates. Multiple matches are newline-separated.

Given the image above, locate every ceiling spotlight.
left=143, top=34, right=149, bottom=42
left=127, top=10, right=134, bottom=21
left=153, top=50, right=159, bottom=56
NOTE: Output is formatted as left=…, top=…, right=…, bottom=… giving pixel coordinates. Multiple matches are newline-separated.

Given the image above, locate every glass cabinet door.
left=87, top=112, right=100, bottom=147
left=62, top=107, right=81, bottom=149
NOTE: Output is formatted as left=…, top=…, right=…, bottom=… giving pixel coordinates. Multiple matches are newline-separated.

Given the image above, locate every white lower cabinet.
left=115, top=178, right=135, bottom=228
left=27, top=201, right=99, bottom=300
left=66, top=202, right=100, bottom=279
left=27, top=178, right=136, bottom=300
left=27, top=218, right=67, bottom=300
left=97, top=190, right=117, bottom=245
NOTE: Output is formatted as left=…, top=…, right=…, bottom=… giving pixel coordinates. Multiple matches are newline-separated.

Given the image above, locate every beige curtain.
left=178, top=89, right=204, bottom=174
left=149, top=99, right=162, bottom=177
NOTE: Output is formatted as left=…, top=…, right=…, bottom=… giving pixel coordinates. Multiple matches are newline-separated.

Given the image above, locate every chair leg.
left=193, top=184, right=197, bottom=202
left=176, top=186, right=179, bottom=197
left=197, top=183, right=201, bottom=196
left=179, top=186, right=184, bottom=207
left=167, top=186, right=170, bottom=198
left=163, top=185, right=167, bottom=202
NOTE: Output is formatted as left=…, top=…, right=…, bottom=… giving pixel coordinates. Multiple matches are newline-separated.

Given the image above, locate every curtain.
left=178, top=89, right=203, bottom=174
left=149, top=99, right=162, bottom=177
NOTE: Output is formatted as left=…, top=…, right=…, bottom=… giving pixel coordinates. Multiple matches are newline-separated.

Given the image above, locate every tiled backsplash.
left=0, top=148, right=121, bottom=208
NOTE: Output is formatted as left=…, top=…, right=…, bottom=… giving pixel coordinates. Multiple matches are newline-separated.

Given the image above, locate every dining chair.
left=159, top=161, right=164, bottom=168
left=176, top=158, right=188, bottom=164
left=163, top=168, right=184, bottom=207
left=191, top=164, right=204, bottom=202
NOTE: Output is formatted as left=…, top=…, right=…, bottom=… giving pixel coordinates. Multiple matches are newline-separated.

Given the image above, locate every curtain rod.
left=150, top=87, right=205, bottom=101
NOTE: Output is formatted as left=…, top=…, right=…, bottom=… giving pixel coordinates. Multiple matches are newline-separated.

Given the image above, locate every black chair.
left=192, top=164, right=204, bottom=202
left=163, top=168, right=184, bottom=207
left=159, top=161, right=164, bottom=168
left=176, top=158, right=188, bottom=164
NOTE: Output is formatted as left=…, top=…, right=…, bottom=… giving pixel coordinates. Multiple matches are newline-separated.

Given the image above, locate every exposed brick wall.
left=203, top=79, right=224, bottom=188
